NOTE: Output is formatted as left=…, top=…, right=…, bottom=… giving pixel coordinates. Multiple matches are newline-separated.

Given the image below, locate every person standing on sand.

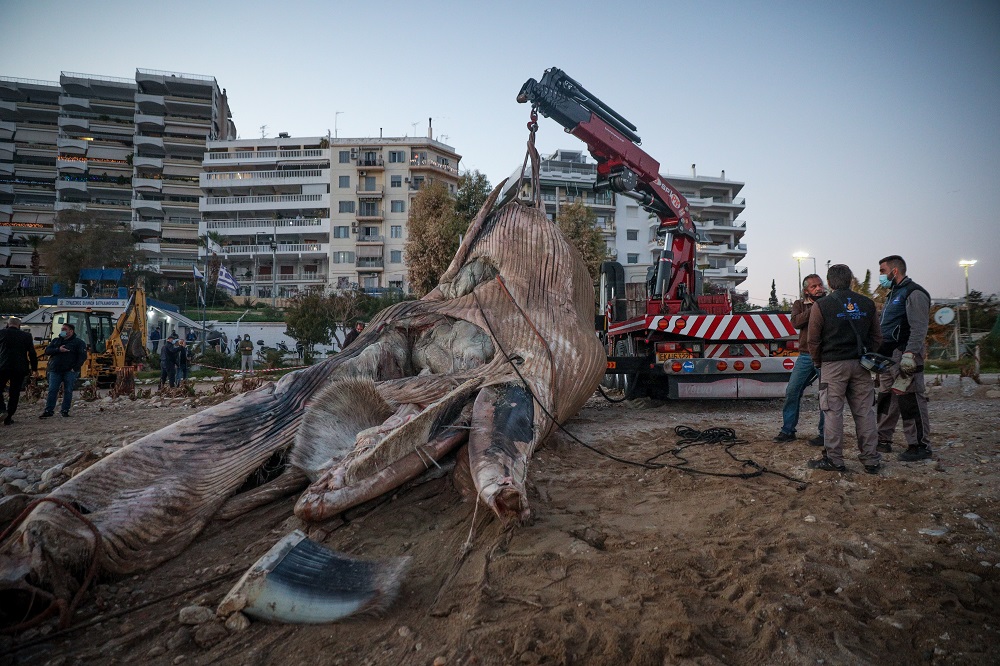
left=806, top=264, right=882, bottom=474
left=41, top=322, right=87, bottom=418
left=0, top=317, right=38, bottom=425
left=773, top=274, right=826, bottom=446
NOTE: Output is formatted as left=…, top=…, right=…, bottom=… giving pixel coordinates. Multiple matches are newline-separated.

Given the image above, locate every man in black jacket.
left=807, top=264, right=883, bottom=474
left=0, top=317, right=39, bottom=425
left=41, top=322, right=88, bottom=418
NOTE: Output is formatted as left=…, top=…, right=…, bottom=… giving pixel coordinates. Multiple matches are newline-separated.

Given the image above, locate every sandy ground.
left=1, top=375, right=998, bottom=665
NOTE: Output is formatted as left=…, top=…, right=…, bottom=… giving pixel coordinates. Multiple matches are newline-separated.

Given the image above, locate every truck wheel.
left=614, top=340, right=644, bottom=398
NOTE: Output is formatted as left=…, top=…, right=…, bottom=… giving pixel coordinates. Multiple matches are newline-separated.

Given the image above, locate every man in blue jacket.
left=41, top=322, right=88, bottom=418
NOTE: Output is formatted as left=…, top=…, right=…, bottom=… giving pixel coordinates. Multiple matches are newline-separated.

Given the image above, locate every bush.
left=195, top=349, right=239, bottom=371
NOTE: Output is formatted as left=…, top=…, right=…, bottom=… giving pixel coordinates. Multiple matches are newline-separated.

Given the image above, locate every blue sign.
left=682, top=361, right=695, bottom=373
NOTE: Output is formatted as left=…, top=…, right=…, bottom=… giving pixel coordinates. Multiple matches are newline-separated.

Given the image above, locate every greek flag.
left=193, top=265, right=205, bottom=280
left=217, top=264, right=240, bottom=293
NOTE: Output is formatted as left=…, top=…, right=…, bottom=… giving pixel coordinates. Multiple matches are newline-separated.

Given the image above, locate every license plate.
left=657, top=352, right=692, bottom=361
left=728, top=344, right=745, bottom=356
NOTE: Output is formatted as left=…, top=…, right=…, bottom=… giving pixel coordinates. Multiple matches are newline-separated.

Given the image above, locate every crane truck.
left=517, top=68, right=798, bottom=399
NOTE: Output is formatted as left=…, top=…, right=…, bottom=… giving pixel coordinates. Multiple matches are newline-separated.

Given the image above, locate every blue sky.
left=3, top=0, right=998, bottom=304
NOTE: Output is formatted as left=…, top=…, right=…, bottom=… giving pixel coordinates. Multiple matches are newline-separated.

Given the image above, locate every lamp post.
left=270, top=239, right=278, bottom=308
left=959, top=259, right=977, bottom=340
left=792, top=251, right=810, bottom=295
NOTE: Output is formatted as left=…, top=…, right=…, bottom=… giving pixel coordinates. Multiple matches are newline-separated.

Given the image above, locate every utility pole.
left=959, top=259, right=977, bottom=342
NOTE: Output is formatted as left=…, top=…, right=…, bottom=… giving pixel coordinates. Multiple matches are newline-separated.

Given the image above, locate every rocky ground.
left=1, top=374, right=998, bottom=665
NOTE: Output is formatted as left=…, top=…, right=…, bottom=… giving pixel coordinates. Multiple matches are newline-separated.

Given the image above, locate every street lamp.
left=959, top=259, right=977, bottom=339
left=792, top=251, right=809, bottom=295
left=270, top=239, right=278, bottom=308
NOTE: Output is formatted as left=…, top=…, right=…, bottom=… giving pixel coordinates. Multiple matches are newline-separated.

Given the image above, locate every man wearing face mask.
left=876, top=255, right=932, bottom=461
left=41, top=322, right=88, bottom=418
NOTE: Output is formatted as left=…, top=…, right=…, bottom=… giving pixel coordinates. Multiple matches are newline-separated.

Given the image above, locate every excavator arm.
left=517, top=67, right=699, bottom=308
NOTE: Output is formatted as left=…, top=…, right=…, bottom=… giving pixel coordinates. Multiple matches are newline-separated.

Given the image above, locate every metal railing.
left=206, top=217, right=324, bottom=230
left=137, top=68, right=216, bottom=83
left=203, top=169, right=326, bottom=182
left=203, top=194, right=325, bottom=205
left=205, top=149, right=325, bottom=161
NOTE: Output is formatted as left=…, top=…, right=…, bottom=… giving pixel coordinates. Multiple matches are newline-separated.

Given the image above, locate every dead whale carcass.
left=0, top=184, right=606, bottom=628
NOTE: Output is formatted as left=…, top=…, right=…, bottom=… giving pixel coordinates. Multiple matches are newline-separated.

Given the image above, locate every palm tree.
left=23, top=235, right=45, bottom=276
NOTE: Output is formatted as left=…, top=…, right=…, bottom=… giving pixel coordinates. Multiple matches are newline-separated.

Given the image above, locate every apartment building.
left=531, top=150, right=617, bottom=254
left=200, top=131, right=461, bottom=301
left=0, top=77, right=60, bottom=286
left=0, top=69, right=235, bottom=288
left=610, top=167, right=747, bottom=293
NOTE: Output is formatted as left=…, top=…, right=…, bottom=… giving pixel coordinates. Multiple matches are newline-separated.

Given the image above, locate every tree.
left=556, top=201, right=606, bottom=283
left=39, top=210, right=146, bottom=290
left=405, top=181, right=462, bottom=296
left=22, top=235, right=44, bottom=275
left=768, top=279, right=779, bottom=308
left=284, top=290, right=336, bottom=361
left=454, top=170, right=492, bottom=228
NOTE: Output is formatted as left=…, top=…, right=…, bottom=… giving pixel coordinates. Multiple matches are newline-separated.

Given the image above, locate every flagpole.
left=201, top=254, right=208, bottom=355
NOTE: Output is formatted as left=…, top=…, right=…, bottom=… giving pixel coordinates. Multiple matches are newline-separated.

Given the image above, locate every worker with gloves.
left=875, top=255, right=932, bottom=461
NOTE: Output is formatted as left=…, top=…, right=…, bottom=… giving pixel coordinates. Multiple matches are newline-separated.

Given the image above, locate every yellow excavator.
left=34, top=282, right=148, bottom=388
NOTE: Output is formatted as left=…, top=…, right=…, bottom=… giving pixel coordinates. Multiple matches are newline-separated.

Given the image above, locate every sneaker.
left=899, top=446, right=932, bottom=462
left=807, top=435, right=825, bottom=447
left=39, top=411, right=54, bottom=418
left=876, top=441, right=892, bottom=453
left=60, top=411, right=70, bottom=417
left=772, top=431, right=796, bottom=443
left=807, top=457, right=846, bottom=472
left=863, top=463, right=881, bottom=475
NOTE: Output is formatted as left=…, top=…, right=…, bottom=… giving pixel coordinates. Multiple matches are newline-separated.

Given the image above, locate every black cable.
left=472, top=287, right=807, bottom=489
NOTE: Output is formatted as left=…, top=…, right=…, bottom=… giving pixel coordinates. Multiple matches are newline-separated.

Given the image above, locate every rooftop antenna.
left=259, top=124, right=268, bottom=139
left=334, top=111, right=343, bottom=138
left=410, top=121, right=419, bottom=137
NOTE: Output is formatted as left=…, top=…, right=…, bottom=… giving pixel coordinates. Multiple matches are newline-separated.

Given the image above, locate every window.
left=333, top=226, right=350, bottom=238
left=359, top=201, right=379, bottom=217
left=339, top=175, right=350, bottom=188
left=361, top=225, right=379, bottom=238
left=332, top=251, right=356, bottom=263
left=626, top=206, right=639, bottom=219
left=339, top=151, right=350, bottom=164
left=388, top=150, right=406, bottom=163
left=338, top=201, right=355, bottom=214
left=627, top=254, right=639, bottom=264
left=390, top=200, right=405, bottom=213
left=390, top=225, right=402, bottom=238
left=390, top=175, right=402, bottom=188
left=390, top=250, right=402, bottom=263
left=626, top=229, right=638, bottom=241
left=389, top=280, right=403, bottom=290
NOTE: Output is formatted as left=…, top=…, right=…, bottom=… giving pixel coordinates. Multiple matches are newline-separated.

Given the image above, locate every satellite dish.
left=934, top=307, right=955, bottom=325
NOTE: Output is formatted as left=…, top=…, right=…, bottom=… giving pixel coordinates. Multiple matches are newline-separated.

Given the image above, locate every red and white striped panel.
left=703, top=342, right=771, bottom=358
left=646, top=314, right=796, bottom=340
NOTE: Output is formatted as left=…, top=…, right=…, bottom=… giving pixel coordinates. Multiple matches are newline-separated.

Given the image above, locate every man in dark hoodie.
left=0, top=317, right=38, bottom=425
left=41, top=322, right=87, bottom=418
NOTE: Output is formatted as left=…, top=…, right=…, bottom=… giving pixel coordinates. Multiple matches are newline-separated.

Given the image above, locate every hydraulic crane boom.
left=517, top=67, right=700, bottom=309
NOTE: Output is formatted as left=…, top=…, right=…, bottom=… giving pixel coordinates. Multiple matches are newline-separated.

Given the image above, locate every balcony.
left=205, top=217, right=329, bottom=234
left=356, top=157, right=384, bottom=170
left=356, top=234, right=384, bottom=244
left=57, top=158, right=87, bottom=173
left=203, top=148, right=327, bottom=165
left=250, top=271, right=328, bottom=284
left=58, top=116, right=89, bottom=133
left=132, top=198, right=163, bottom=214
left=134, top=155, right=163, bottom=172
left=356, top=186, right=383, bottom=198
left=356, top=208, right=384, bottom=222
left=0, top=121, right=14, bottom=141
left=409, top=157, right=458, bottom=175
left=217, top=242, right=329, bottom=258
left=200, top=168, right=328, bottom=189
left=57, top=138, right=88, bottom=156
left=200, top=193, right=329, bottom=213
left=135, top=135, right=165, bottom=156
left=138, top=241, right=162, bottom=255
left=355, top=257, right=384, bottom=269
left=132, top=219, right=162, bottom=234
left=56, top=179, right=87, bottom=196
left=135, top=93, right=166, bottom=114
left=135, top=113, right=165, bottom=131
left=58, top=95, right=90, bottom=112
left=133, top=177, right=163, bottom=193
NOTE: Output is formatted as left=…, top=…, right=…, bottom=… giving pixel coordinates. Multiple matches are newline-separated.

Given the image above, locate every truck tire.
left=614, top=340, right=644, bottom=398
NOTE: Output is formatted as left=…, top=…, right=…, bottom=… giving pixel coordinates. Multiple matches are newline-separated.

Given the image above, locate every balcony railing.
left=201, top=169, right=327, bottom=187
left=202, top=193, right=325, bottom=206
left=356, top=257, right=384, bottom=268
left=356, top=186, right=383, bottom=196
left=218, top=243, right=328, bottom=255
left=204, top=149, right=326, bottom=162
left=356, top=157, right=384, bottom=168
left=206, top=217, right=325, bottom=231
left=248, top=272, right=328, bottom=283
left=357, top=234, right=384, bottom=243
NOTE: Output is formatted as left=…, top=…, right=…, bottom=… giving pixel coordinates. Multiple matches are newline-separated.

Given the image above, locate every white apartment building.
left=200, top=131, right=461, bottom=301
left=531, top=149, right=617, bottom=253
left=0, top=69, right=235, bottom=288
left=615, top=166, right=748, bottom=292
left=0, top=77, right=60, bottom=286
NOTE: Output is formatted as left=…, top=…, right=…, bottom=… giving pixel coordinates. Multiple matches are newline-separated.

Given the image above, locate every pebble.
left=193, top=621, right=228, bottom=648
left=179, top=604, right=215, bottom=625
left=166, top=626, right=191, bottom=650
left=917, top=527, right=949, bottom=537
left=0, top=468, right=27, bottom=481
left=224, top=612, right=251, bottom=632
left=9, top=478, right=29, bottom=492
left=964, top=513, right=981, bottom=521
left=804, top=515, right=817, bottom=523
left=41, top=464, right=65, bottom=483
left=398, top=625, right=412, bottom=638
left=147, top=646, right=166, bottom=657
